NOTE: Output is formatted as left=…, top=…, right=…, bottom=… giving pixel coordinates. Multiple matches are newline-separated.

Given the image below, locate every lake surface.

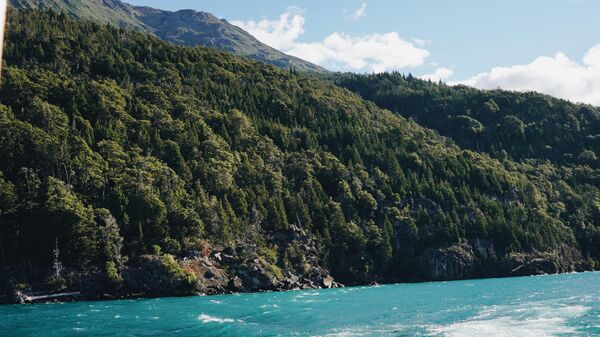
left=1, top=272, right=599, bottom=336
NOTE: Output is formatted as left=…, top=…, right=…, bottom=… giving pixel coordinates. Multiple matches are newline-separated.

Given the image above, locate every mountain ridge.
left=8, top=0, right=327, bottom=72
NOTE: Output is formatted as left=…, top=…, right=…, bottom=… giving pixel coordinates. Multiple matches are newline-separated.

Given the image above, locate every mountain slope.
left=8, top=0, right=151, bottom=30
left=330, top=72, right=600, bottom=263
left=0, top=10, right=594, bottom=302
left=332, top=73, right=600, bottom=166
left=8, top=0, right=326, bottom=72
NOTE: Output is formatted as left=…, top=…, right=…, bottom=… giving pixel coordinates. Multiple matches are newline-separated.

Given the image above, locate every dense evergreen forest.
left=333, top=73, right=600, bottom=167
left=0, top=10, right=597, bottom=298
left=332, top=73, right=600, bottom=262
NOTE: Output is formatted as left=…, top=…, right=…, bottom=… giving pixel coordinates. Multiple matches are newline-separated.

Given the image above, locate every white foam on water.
left=302, top=292, right=321, bottom=296
left=315, top=330, right=369, bottom=337
left=259, top=304, right=279, bottom=308
left=314, top=323, right=407, bottom=337
left=430, top=302, right=589, bottom=337
left=209, top=300, right=222, bottom=304
left=198, top=314, right=235, bottom=324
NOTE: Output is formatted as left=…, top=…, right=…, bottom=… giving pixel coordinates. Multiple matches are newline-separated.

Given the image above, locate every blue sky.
left=126, top=0, right=600, bottom=105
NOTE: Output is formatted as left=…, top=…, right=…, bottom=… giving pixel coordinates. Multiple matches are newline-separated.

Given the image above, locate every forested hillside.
left=0, top=10, right=595, bottom=301
left=333, top=73, right=600, bottom=166
left=332, top=73, right=600, bottom=261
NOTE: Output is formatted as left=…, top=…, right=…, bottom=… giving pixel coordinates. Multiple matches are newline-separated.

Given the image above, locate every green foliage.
left=258, top=246, right=279, bottom=265
left=0, top=10, right=593, bottom=285
left=105, top=260, right=123, bottom=288
left=283, top=243, right=307, bottom=272
left=45, top=274, right=67, bottom=292
left=263, top=260, right=284, bottom=280
left=332, top=71, right=600, bottom=264
left=159, top=254, right=196, bottom=286
left=45, top=177, right=98, bottom=269
left=333, top=72, right=600, bottom=167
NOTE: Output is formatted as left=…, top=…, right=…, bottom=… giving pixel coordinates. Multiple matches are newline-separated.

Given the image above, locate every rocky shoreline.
left=1, top=224, right=342, bottom=305
left=1, top=232, right=595, bottom=305
left=3, top=250, right=341, bottom=305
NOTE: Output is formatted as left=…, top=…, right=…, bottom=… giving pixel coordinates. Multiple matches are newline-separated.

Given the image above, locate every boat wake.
left=430, top=300, right=589, bottom=337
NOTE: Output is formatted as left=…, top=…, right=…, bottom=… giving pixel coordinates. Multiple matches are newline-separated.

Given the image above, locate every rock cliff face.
left=502, top=245, right=586, bottom=276
left=414, top=241, right=591, bottom=282
left=416, top=243, right=475, bottom=281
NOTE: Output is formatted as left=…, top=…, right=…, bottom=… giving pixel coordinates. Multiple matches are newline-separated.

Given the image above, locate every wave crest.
left=198, top=314, right=235, bottom=324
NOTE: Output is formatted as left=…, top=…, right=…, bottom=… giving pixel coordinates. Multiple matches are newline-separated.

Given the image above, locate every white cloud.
left=233, top=9, right=430, bottom=73
left=455, top=44, right=600, bottom=106
left=288, top=32, right=430, bottom=72
left=231, top=11, right=305, bottom=50
left=420, top=67, right=454, bottom=82
left=583, top=44, right=600, bottom=68
left=347, top=3, right=367, bottom=21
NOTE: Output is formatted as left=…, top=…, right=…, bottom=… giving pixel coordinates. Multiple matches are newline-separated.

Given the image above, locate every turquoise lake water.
left=1, top=272, right=599, bottom=336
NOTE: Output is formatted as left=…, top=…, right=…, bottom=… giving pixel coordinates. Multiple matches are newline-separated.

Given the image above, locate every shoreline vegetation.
left=1, top=8, right=599, bottom=306
left=1, top=239, right=590, bottom=305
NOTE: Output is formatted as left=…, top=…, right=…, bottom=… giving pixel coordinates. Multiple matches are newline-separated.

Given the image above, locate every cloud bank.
left=232, top=9, right=430, bottom=73
left=456, top=44, right=600, bottom=106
